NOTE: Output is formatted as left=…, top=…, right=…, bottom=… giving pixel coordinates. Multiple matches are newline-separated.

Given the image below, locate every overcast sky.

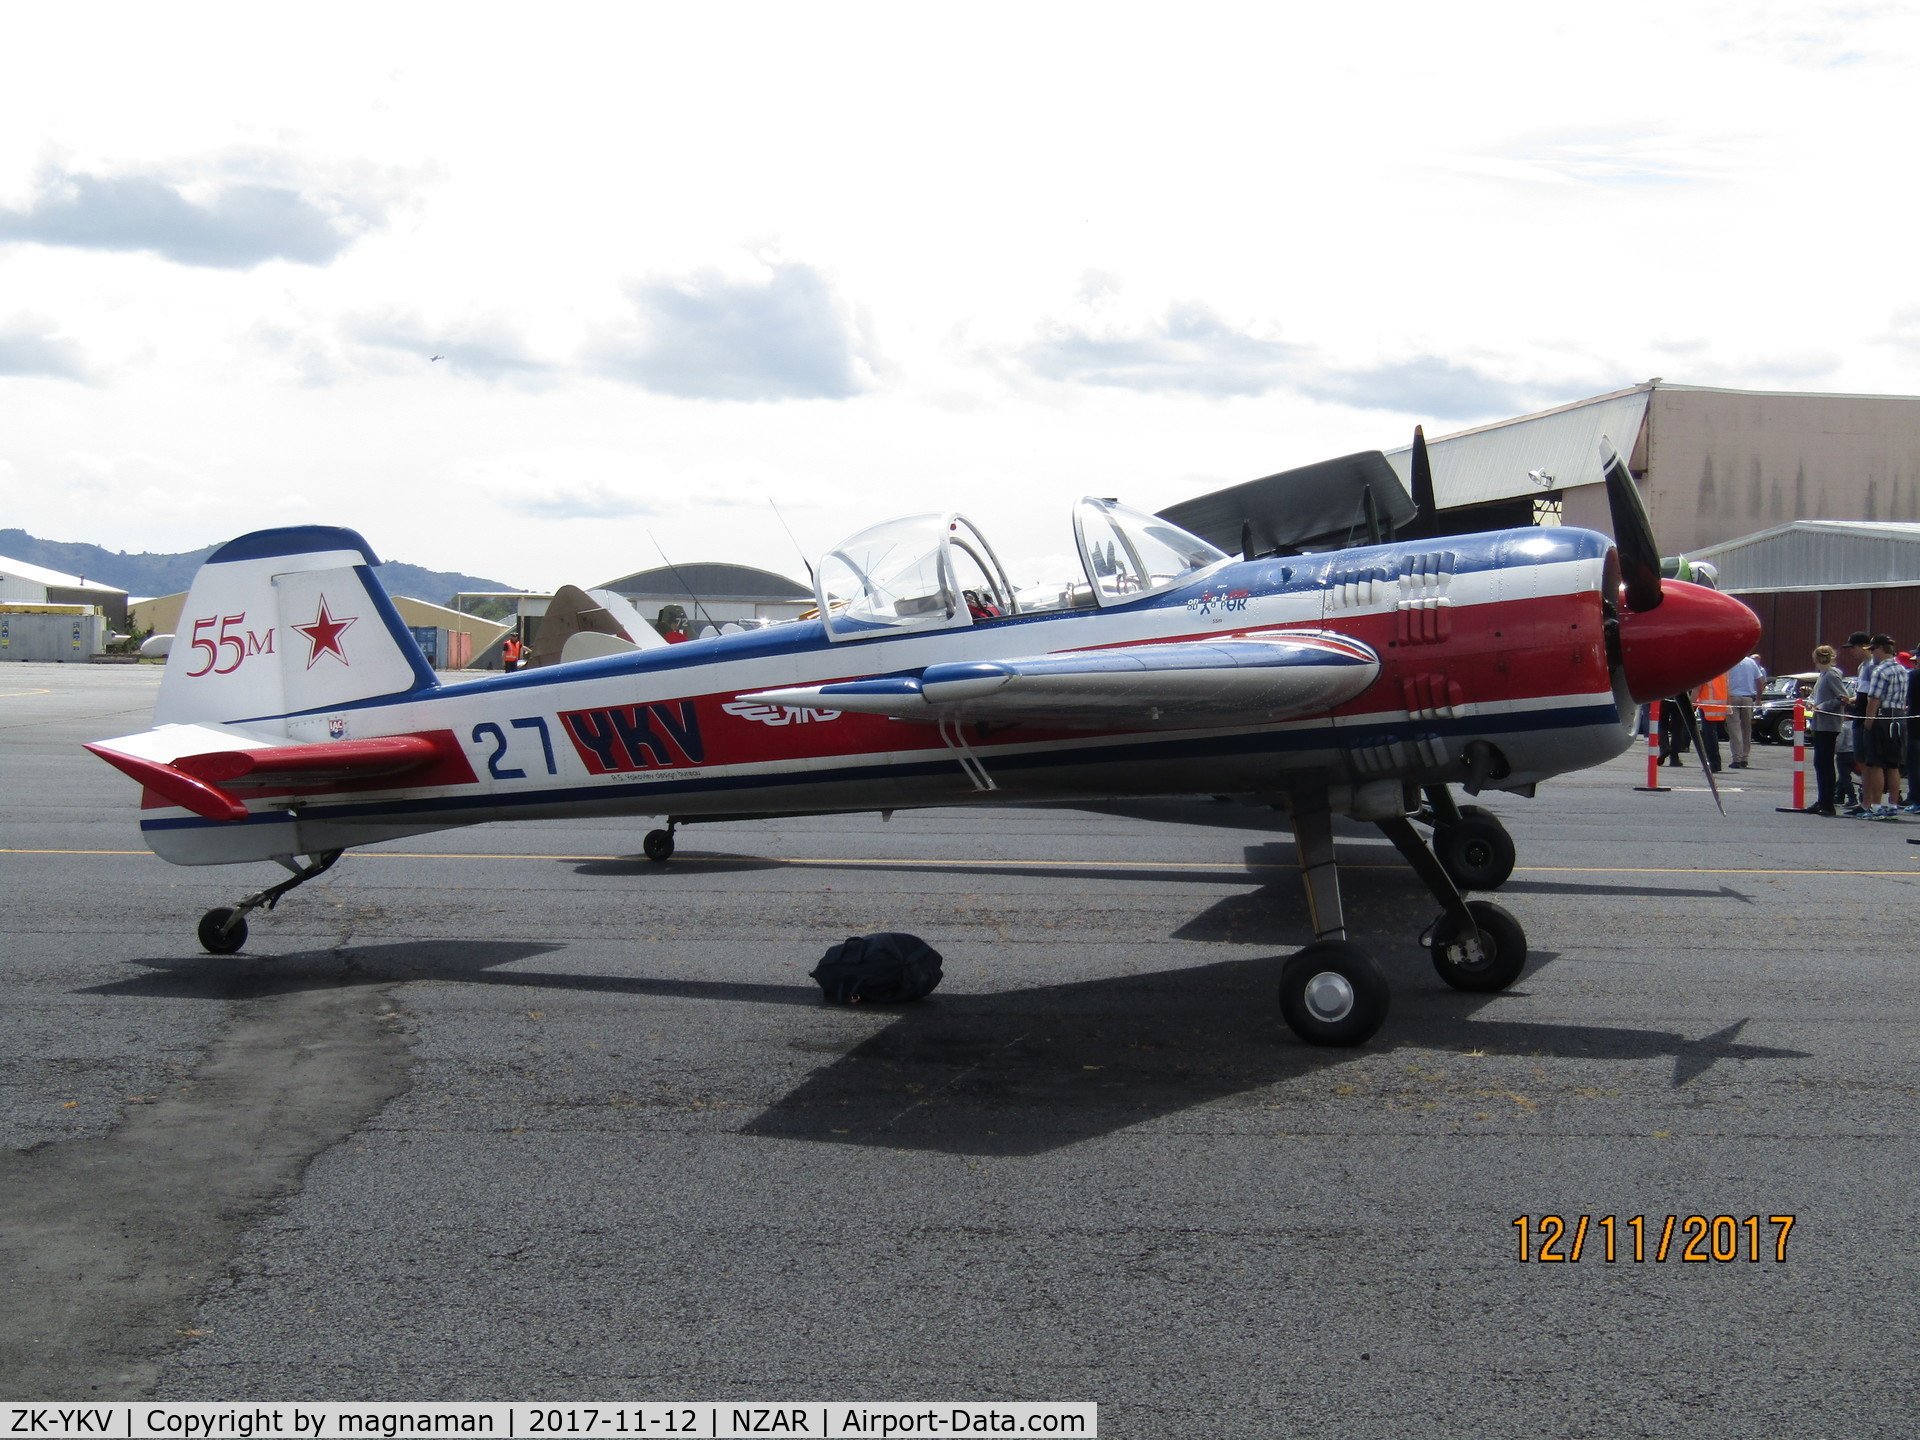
left=3, top=2, right=1917, bottom=592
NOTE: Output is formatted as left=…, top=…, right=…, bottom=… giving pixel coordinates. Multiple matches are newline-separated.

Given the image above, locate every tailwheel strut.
left=643, top=819, right=679, bottom=863
left=197, top=849, right=344, bottom=955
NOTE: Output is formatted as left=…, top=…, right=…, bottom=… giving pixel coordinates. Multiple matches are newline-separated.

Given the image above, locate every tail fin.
left=155, top=526, right=437, bottom=729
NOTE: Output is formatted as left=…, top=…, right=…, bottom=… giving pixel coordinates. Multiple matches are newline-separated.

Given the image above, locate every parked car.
left=1754, top=672, right=1854, bottom=745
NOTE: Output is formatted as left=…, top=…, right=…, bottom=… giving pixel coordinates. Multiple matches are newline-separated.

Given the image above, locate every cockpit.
left=813, top=498, right=1229, bottom=642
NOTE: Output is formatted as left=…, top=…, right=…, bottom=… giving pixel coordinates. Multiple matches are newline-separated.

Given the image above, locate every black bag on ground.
left=809, top=932, right=943, bottom=1005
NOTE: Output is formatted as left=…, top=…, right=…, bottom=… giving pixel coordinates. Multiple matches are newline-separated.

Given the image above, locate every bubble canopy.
left=814, top=502, right=1228, bottom=641
left=1073, top=497, right=1228, bottom=606
left=815, top=513, right=1017, bottom=642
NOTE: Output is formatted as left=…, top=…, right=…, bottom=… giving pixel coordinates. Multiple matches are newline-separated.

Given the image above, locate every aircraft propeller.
left=1596, top=432, right=1744, bottom=810
left=1601, top=436, right=1663, bottom=614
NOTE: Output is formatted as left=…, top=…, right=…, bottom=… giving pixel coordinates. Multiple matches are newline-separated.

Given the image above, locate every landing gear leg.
left=1277, top=793, right=1389, bottom=1046
left=1376, top=816, right=1528, bottom=992
left=643, top=820, right=679, bottom=863
left=1418, top=785, right=1516, bottom=891
left=197, top=849, right=344, bottom=955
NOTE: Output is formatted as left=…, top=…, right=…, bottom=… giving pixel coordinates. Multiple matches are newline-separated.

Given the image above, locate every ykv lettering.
left=185, top=612, right=274, bottom=677
left=562, top=702, right=705, bottom=773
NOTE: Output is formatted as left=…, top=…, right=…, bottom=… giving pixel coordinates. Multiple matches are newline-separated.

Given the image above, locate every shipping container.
left=0, top=610, right=107, bottom=661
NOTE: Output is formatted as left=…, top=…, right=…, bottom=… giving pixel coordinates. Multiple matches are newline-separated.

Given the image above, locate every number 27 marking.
left=472, top=717, right=556, bottom=780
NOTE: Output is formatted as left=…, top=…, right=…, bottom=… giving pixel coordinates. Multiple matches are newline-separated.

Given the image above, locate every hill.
left=0, top=530, right=516, bottom=606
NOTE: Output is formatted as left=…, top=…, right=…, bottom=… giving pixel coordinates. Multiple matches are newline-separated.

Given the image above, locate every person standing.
left=1839, top=630, right=1874, bottom=813
left=1725, top=652, right=1762, bottom=768
left=1692, top=671, right=1727, bottom=772
left=501, top=632, right=524, bottom=671
left=1857, top=634, right=1909, bottom=819
left=1805, top=645, right=1846, bottom=816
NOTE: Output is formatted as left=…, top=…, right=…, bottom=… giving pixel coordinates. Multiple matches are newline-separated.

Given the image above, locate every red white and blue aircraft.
left=86, top=434, right=1757, bottom=1044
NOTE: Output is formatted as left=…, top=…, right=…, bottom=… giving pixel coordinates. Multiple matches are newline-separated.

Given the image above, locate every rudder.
left=155, top=526, right=437, bottom=731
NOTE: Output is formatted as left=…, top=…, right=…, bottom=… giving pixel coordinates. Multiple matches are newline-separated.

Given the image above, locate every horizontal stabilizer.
left=739, top=631, right=1379, bottom=728
left=172, top=735, right=442, bottom=787
left=86, top=730, right=467, bottom=821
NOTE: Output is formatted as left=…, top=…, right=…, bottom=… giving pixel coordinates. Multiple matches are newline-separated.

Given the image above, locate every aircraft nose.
left=1617, top=582, right=1762, bottom=704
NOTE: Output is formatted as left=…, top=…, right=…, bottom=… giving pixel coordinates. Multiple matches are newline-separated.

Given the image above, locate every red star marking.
left=292, top=597, right=357, bottom=669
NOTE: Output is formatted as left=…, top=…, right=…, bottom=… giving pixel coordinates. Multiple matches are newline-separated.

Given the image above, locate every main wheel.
left=198, top=907, right=247, bottom=955
left=1432, top=813, right=1516, bottom=891
left=1278, top=940, right=1390, bottom=1046
left=642, top=828, right=675, bottom=863
left=1429, top=900, right=1528, bottom=992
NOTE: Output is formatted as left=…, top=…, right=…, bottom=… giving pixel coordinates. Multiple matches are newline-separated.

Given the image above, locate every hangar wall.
left=1643, top=387, right=1920, bottom=558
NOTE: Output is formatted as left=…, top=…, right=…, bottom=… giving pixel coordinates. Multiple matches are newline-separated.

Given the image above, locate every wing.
left=737, top=630, right=1379, bottom=729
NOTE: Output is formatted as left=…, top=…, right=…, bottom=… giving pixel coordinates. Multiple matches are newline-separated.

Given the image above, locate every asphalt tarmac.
left=3, top=663, right=1917, bottom=1436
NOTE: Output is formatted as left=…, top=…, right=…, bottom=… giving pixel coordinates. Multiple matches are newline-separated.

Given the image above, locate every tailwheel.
left=198, top=907, right=248, bottom=955
left=1278, top=940, right=1390, bottom=1046
left=1431, top=809, right=1516, bottom=891
left=643, top=828, right=675, bottom=863
left=1428, top=899, right=1528, bottom=992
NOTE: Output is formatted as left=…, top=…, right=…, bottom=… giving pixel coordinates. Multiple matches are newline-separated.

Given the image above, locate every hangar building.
left=596, top=562, right=814, bottom=629
left=0, top=554, right=128, bottom=628
left=1688, top=520, right=1920, bottom=673
left=1387, top=380, right=1920, bottom=559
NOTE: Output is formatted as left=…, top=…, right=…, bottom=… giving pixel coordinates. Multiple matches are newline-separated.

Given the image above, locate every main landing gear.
left=196, top=849, right=344, bottom=955
left=1277, top=792, right=1529, bottom=1046
left=1418, top=785, right=1516, bottom=892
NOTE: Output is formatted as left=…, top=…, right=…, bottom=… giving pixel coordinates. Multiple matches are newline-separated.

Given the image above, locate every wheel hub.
left=1302, top=970, right=1356, bottom=1022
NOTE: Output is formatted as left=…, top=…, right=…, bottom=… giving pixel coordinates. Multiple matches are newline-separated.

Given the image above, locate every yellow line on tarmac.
left=0, top=688, right=53, bottom=698
left=5, top=848, right=1920, bottom=878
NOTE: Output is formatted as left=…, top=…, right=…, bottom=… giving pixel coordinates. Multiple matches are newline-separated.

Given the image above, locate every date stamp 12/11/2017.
left=1512, top=1214, right=1796, bottom=1264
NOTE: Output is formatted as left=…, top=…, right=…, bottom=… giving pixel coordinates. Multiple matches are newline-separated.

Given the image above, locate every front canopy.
left=816, top=513, right=1015, bottom=642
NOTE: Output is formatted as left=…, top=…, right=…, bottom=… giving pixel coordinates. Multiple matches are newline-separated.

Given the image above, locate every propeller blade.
left=1410, top=425, right=1436, bottom=520
left=1679, top=698, right=1727, bottom=816
left=1601, top=435, right=1663, bottom=612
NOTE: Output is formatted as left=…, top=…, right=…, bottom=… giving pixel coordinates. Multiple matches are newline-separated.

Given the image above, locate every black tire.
left=1431, top=814, right=1517, bottom=891
left=1278, top=940, right=1390, bottom=1046
left=1429, top=899, right=1528, bottom=992
left=643, top=828, right=675, bottom=863
left=198, top=907, right=247, bottom=955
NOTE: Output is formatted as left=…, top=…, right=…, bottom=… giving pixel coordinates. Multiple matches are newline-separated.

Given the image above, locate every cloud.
left=0, top=160, right=389, bottom=269
left=0, top=313, right=91, bottom=381
left=1014, top=294, right=1534, bottom=419
left=1020, top=300, right=1300, bottom=397
left=1295, top=357, right=1533, bottom=419
left=341, top=311, right=553, bottom=383
left=587, top=261, right=871, bottom=401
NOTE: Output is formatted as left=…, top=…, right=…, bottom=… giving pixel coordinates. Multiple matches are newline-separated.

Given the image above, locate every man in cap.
left=1858, top=634, right=1909, bottom=819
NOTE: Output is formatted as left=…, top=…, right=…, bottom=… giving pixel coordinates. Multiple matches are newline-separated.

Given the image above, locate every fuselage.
left=139, top=525, right=1636, bottom=865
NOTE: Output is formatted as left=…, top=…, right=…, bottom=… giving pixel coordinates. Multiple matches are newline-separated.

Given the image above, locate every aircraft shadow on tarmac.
left=86, top=846, right=1800, bottom=1159
left=741, top=849, right=1801, bottom=1156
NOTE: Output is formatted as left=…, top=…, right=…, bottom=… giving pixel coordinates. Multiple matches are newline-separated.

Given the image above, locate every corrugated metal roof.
left=1380, top=384, right=1652, bottom=508
left=1688, top=520, right=1920, bottom=592
left=0, top=553, right=128, bottom=593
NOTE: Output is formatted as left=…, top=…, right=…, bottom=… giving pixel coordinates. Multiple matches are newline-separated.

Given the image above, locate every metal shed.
left=1687, top=520, right=1920, bottom=671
